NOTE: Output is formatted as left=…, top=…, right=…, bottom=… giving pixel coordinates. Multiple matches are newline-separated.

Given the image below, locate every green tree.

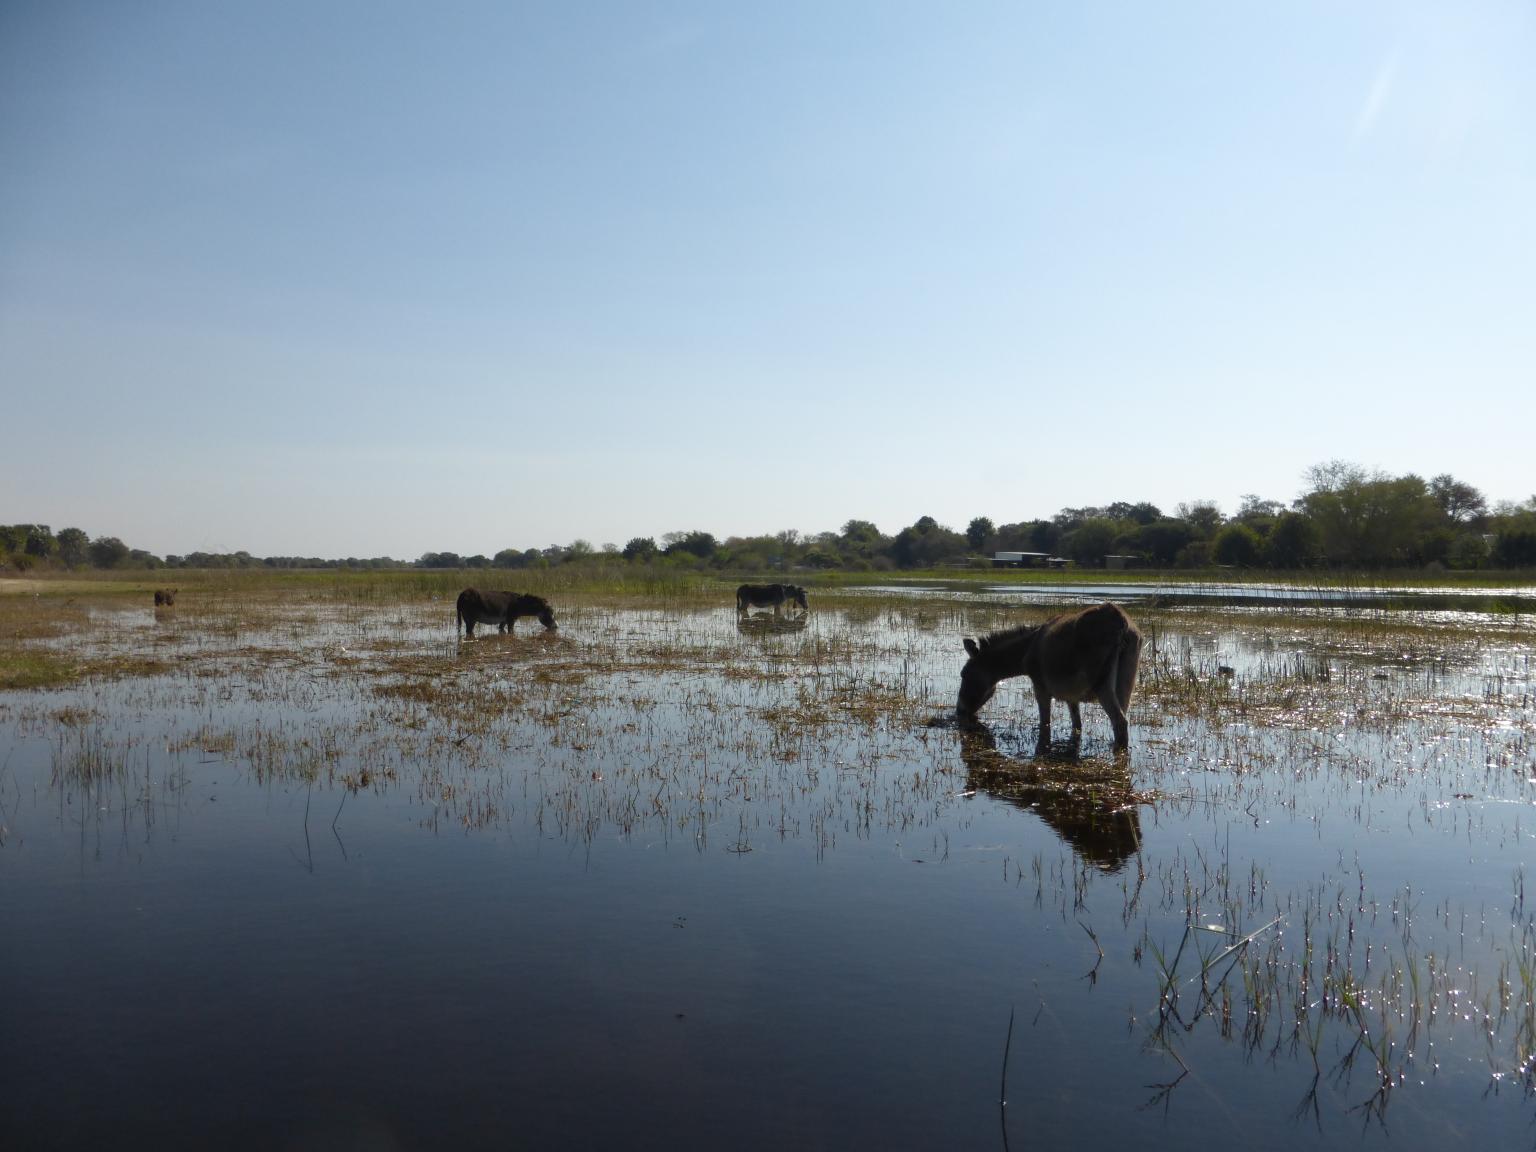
left=720, top=535, right=776, bottom=569
left=1235, top=495, right=1285, bottom=523
left=965, top=517, right=995, bottom=552
left=663, top=530, right=717, bottom=559
left=1061, top=518, right=1117, bottom=567
left=89, top=536, right=130, bottom=568
left=997, top=519, right=1059, bottom=554
left=1429, top=474, right=1487, bottom=525
left=1212, top=522, right=1264, bottom=567
left=0, top=524, right=55, bottom=559
left=839, top=519, right=886, bottom=563
left=800, top=548, right=840, bottom=568
left=1494, top=529, right=1536, bottom=566
left=57, top=527, right=90, bottom=568
left=1132, top=519, right=1196, bottom=566
left=622, top=537, right=657, bottom=561
left=889, top=516, right=966, bottom=569
left=1104, top=502, right=1162, bottom=525
left=1234, top=495, right=1284, bottom=540
left=24, top=525, right=56, bottom=558
left=1267, top=512, right=1320, bottom=568
left=1175, top=501, right=1224, bottom=538
left=1447, top=533, right=1489, bottom=570
left=1299, top=463, right=1435, bottom=566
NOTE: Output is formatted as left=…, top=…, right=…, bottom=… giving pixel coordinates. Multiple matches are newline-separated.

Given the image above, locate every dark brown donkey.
left=956, top=602, right=1141, bottom=752
left=736, top=583, right=808, bottom=616
left=455, top=589, right=557, bottom=637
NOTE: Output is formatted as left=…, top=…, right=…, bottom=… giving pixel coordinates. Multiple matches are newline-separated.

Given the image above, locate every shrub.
left=1212, top=523, right=1264, bottom=567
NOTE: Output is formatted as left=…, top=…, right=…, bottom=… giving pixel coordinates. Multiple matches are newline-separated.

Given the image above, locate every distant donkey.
left=956, top=602, right=1141, bottom=753
left=456, top=588, right=557, bottom=638
left=153, top=588, right=178, bottom=607
left=736, top=583, right=809, bottom=616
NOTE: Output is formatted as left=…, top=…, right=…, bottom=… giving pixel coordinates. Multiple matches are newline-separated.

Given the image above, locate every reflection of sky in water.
left=3, top=595, right=1535, bottom=1148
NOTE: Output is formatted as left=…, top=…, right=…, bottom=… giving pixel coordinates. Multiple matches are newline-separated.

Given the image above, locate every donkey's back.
left=1031, top=602, right=1140, bottom=707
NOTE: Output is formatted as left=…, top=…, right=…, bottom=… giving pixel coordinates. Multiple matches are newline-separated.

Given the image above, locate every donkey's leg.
left=1104, top=631, right=1140, bottom=753
left=1033, top=685, right=1054, bottom=750
left=1096, top=684, right=1130, bottom=752
left=1067, top=701, right=1083, bottom=744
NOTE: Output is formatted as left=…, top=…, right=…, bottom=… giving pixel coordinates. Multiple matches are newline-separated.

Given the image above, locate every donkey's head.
left=957, top=637, right=998, bottom=719
left=956, top=628, right=1035, bottom=719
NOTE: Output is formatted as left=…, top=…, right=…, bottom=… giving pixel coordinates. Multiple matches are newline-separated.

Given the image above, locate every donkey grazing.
left=736, top=583, right=809, bottom=616
left=956, top=602, right=1141, bottom=752
left=153, top=588, right=178, bottom=607
left=456, top=588, right=557, bottom=638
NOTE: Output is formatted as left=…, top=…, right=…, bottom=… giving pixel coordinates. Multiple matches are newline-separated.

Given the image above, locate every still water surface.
left=3, top=592, right=1534, bottom=1149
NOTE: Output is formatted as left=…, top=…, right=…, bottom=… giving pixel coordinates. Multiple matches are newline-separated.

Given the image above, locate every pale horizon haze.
left=3, top=2, right=1533, bottom=559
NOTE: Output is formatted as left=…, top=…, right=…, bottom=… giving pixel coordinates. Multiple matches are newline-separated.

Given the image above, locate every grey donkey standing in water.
left=956, top=602, right=1141, bottom=752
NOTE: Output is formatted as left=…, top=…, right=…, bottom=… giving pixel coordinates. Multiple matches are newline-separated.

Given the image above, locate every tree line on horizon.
left=6, top=463, right=1536, bottom=575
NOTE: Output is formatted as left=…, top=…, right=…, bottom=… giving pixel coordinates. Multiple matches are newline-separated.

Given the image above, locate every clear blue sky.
left=3, top=1, right=1532, bottom=558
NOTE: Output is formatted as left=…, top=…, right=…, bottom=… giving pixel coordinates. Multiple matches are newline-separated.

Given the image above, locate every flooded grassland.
left=2, top=582, right=1534, bottom=1150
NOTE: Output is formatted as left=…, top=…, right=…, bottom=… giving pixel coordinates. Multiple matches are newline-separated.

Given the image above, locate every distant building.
left=1104, top=554, right=1140, bottom=570
left=993, top=551, right=1070, bottom=569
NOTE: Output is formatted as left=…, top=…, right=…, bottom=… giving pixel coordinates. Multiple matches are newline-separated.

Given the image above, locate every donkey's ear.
left=963, top=637, right=980, bottom=657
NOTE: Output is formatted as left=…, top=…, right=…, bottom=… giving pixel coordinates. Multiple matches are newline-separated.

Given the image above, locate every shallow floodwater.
left=859, top=578, right=1536, bottom=613
left=2, top=591, right=1535, bottom=1150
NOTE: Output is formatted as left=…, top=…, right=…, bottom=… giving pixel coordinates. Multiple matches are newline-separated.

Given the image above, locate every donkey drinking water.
left=736, top=583, right=809, bottom=616
left=456, top=588, right=557, bottom=637
left=956, top=602, right=1141, bottom=752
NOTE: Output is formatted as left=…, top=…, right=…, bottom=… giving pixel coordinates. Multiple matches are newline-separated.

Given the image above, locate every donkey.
left=956, top=602, right=1141, bottom=752
left=153, top=588, right=178, bottom=607
left=456, top=588, right=557, bottom=638
left=736, top=583, right=809, bottom=616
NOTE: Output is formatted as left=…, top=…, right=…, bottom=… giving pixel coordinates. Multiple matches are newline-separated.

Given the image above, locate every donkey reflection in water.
left=959, top=725, right=1141, bottom=872
left=455, top=588, right=557, bottom=638
left=957, top=602, right=1141, bottom=753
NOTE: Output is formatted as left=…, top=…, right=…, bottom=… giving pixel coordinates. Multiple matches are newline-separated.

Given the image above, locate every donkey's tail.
left=1116, top=625, right=1142, bottom=710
